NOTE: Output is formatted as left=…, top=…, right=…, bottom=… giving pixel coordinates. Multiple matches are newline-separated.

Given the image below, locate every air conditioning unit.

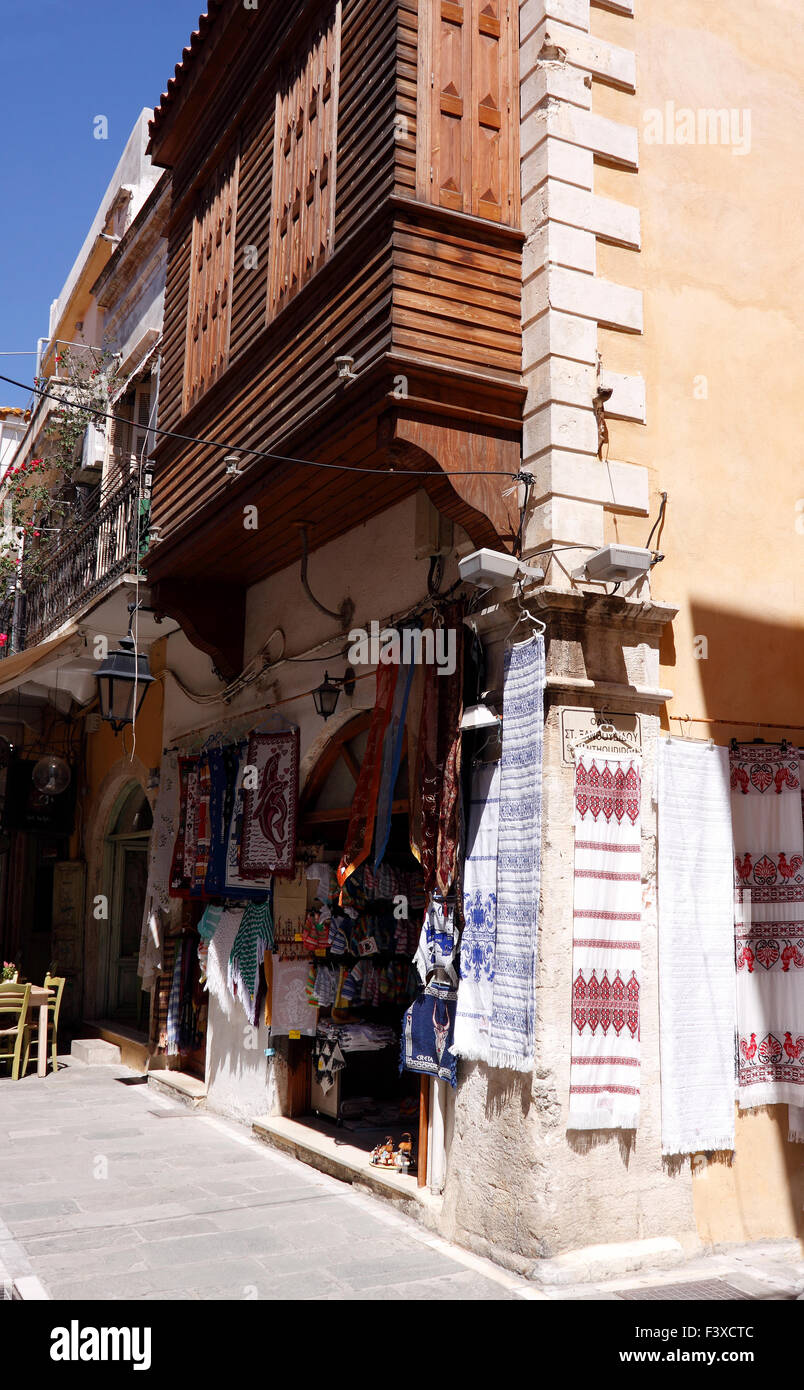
left=579, top=545, right=653, bottom=583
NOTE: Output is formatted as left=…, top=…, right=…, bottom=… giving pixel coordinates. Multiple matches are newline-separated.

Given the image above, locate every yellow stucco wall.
left=590, top=2, right=804, bottom=1245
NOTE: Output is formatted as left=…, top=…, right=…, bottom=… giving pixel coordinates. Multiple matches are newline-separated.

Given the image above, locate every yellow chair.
left=22, top=974, right=66, bottom=1076
left=0, top=982, right=32, bottom=1080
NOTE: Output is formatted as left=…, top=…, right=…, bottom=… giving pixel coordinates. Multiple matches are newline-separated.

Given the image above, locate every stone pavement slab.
left=1, top=1061, right=801, bottom=1302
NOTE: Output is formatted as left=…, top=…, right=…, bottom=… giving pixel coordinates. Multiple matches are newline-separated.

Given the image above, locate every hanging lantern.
left=32, top=755, right=71, bottom=796
left=95, top=636, right=155, bottom=734
left=312, top=671, right=342, bottom=721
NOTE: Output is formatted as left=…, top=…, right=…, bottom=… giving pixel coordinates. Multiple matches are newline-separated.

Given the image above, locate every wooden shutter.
left=268, top=3, right=342, bottom=320
left=418, top=0, right=518, bottom=226
left=183, top=146, right=240, bottom=413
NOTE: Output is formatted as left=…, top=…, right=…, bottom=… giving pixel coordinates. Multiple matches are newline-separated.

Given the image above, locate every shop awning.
left=0, top=625, right=86, bottom=696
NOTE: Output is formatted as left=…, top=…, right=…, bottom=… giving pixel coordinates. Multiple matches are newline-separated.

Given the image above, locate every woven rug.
left=224, top=745, right=273, bottom=898
left=731, top=743, right=804, bottom=1109
left=228, top=898, right=275, bottom=1027
left=240, top=729, right=299, bottom=879
left=489, top=634, right=544, bottom=1072
left=169, top=756, right=199, bottom=898
left=204, top=907, right=244, bottom=1020
left=454, top=761, right=500, bottom=1063
left=658, top=740, right=736, bottom=1154
left=569, top=751, right=642, bottom=1130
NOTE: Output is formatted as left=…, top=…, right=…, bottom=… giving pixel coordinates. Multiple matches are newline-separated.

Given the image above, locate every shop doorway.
left=290, top=713, right=432, bottom=1186
left=104, top=783, right=152, bottom=1028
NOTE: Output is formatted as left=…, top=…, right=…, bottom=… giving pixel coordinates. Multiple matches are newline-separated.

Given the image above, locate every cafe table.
left=27, top=985, right=54, bottom=1078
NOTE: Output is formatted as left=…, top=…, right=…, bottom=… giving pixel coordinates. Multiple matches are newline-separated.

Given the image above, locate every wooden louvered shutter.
left=418, top=0, right=518, bottom=227
left=268, top=3, right=341, bottom=320
left=183, top=146, right=240, bottom=412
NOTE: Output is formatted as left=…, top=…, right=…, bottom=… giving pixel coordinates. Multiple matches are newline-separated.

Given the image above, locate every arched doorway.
left=299, top=711, right=409, bottom=844
left=103, top=783, right=152, bottom=1026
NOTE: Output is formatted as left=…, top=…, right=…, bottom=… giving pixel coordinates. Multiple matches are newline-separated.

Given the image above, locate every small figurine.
left=395, top=1132, right=414, bottom=1172
left=370, top=1136, right=396, bottom=1167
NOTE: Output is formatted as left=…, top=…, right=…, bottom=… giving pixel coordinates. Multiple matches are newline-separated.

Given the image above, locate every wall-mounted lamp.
left=312, top=668, right=356, bottom=721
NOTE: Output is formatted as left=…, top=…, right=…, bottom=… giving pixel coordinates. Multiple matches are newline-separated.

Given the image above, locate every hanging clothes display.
left=228, top=898, right=275, bottom=1027
left=401, top=978, right=457, bottom=1087
left=454, top=761, right=500, bottom=1063
left=569, top=750, right=642, bottom=1130
left=658, top=739, right=736, bottom=1154
left=730, top=743, right=804, bottom=1111
left=239, top=729, right=300, bottom=879
left=413, top=896, right=458, bottom=985
left=489, top=633, right=544, bottom=1072
left=337, top=660, right=398, bottom=891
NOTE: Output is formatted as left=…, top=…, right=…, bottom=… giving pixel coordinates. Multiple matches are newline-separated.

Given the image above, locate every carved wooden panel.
left=418, top=0, right=518, bottom=226
left=268, top=2, right=342, bottom=319
left=183, top=145, right=240, bottom=413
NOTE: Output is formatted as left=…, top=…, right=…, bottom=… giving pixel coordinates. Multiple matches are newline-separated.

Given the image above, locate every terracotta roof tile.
left=149, top=3, right=226, bottom=144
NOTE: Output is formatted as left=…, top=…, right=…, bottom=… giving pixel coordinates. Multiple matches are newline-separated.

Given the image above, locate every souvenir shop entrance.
left=278, top=713, right=433, bottom=1187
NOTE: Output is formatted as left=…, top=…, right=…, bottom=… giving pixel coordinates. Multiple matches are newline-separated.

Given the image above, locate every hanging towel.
left=454, top=762, right=500, bottom=1063
left=401, top=979, right=458, bottom=1087
left=271, top=959, right=318, bottom=1037
left=569, top=751, right=642, bottom=1130
left=228, top=898, right=275, bottom=1027
left=338, top=660, right=398, bottom=891
left=374, top=648, right=415, bottom=870
left=169, top=756, right=200, bottom=898
left=239, top=729, right=299, bottom=879
left=489, top=634, right=544, bottom=1072
left=658, top=740, right=736, bottom=1154
left=204, top=906, right=245, bottom=1020
left=731, top=744, right=804, bottom=1110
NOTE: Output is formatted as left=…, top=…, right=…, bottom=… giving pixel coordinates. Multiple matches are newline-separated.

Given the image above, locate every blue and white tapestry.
left=454, top=761, right=500, bottom=1062
left=401, top=979, right=457, bottom=1088
left=489, top=633, right=545, bottom=1071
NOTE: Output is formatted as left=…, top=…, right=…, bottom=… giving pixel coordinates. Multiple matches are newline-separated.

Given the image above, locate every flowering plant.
left=1, top=961, right=18, bottom=982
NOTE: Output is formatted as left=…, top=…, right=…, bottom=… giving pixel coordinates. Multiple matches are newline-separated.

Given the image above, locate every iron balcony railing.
left=14, top=473, right=143, bottom=653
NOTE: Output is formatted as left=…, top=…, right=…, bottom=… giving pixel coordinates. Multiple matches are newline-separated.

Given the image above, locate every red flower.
left=33, top=530, right=40, bottom=537
left=0, top=635, right=7, bottom=646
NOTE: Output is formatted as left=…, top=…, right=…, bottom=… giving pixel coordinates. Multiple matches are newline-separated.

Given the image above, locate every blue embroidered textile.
left=401, top=979, right=458, bottom=1088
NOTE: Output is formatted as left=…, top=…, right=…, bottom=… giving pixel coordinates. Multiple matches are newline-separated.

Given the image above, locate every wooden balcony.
left=145, top=0, right=525, bottom=678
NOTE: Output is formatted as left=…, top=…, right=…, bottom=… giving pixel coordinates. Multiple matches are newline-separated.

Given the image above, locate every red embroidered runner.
left=569, top=753, right=642, bottom=1131
left=731, top=744, right=804, bottom=1110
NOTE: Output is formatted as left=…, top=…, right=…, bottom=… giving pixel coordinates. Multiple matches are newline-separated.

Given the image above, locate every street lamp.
left=312, top=668, right=355, bottom=721
left=95, top=614, right=155, bottom=734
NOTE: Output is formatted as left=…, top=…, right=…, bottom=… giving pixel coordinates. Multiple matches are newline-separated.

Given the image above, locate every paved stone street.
left=1, top=1061, right=802, bottom=1302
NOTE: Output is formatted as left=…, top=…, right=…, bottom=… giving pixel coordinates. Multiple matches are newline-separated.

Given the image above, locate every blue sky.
left=0, top=0, right=203, bottom=408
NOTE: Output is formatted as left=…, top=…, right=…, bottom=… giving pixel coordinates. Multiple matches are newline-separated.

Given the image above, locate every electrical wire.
left=0, top=371, right=523, bottom=481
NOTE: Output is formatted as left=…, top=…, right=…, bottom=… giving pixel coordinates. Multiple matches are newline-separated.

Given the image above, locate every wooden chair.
left=22, top=974, right=66, bottom=1077
left=0, top=982, right=32, bottom=1080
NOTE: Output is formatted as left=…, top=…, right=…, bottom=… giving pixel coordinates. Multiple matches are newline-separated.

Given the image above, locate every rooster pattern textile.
left=239, top=729, right=299, bottom=879
left=338, top=661, right=398, bottom=891
left=569, top=752, right=642, bottom=1130
left=489, top=635, right=544, bottom=1072
left=228, top=898, right=275, bottom=1027
left=401, top=979, right=458, bottom=1087
left=658, top=740, right=736, bottom=1154
left=731, top=744, right=804, bottom=1109
left=454, top=762, right=500, bottom=1063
